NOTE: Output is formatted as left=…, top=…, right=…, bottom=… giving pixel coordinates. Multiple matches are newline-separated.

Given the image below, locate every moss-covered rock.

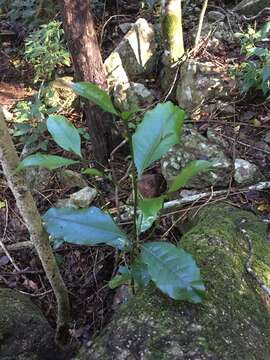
left=0, top=288, right=63, bottom=360
left=76, top=204, right=270, bottom=360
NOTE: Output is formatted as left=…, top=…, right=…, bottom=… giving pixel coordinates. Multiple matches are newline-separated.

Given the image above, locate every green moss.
left=77, top=204, right=270, bottom=360
left=162, top=14, right=184, bottom=62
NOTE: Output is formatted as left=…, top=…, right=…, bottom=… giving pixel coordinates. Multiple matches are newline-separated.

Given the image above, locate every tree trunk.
left=162, top=0, right=184, bottom=64
left=77, top=204, right=270, bottom=359
left=60, top=0, right=114, bottom=167
left=161, top=0, right=185, bottom=92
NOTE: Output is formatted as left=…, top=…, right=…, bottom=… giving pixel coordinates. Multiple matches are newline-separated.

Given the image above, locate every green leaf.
left=16, top=154, right=78, bottom=171
left=168, top=160, right=212, bottom=193
left=138, top=196, right=165, bottom=233
left=141, top=242, right=205, bottom=303
left=43, top=206, right=131, bottom=250
left=120, top=105, right=141, bottom=121
left=131, top=256, right=151, bottom=288
left=248, top=47, right=268, bottom=58
left=70, top=82, right=119, bottom=116
left=47, top=115, right=82, bottom=157
left=263, top=65, right=270, bottom=83
left=258, top=21, right=270, bottom=39
left=109, top=274, right=131, bottom=289
left=82, top=168, right=106, bottom=178
left=109, top=267, right=131, bottom=289
left=132, top=102, right=185, bottom=177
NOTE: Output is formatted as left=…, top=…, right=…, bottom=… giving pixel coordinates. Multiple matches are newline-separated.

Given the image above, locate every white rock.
left=56, top=187, right=97, bottom=209
left=113, top=82, right=154, bottom=111
left=234, top=159, right=262, bottom=185
left=69, top=187, right=97, bottom=208
left=105, top=18, right=157, bottom=89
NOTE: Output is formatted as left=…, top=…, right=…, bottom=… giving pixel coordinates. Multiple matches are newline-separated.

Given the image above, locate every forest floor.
left=1, top=0, right=270, bottom=346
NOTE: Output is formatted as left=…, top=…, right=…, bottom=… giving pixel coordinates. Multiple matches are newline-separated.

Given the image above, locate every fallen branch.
left=118, top=181, right=270, bottom=221
left=241, top=7, right=270, bottom=21
left=163, top=181, right=270, bottom=210
left=0, top=241, right=33, bottom=254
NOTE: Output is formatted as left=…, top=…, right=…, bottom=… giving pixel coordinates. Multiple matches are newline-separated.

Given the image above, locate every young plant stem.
left=0, top=109, right=70, bottom=345
left=194, top=0, right=208, bottom=47
left=124, top=122, right=139, bottom=262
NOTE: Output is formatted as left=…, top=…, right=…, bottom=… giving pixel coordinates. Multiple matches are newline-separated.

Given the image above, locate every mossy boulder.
left=76, top=204, right=270, bottom=359
left=0, top=288, right=62, bottom=359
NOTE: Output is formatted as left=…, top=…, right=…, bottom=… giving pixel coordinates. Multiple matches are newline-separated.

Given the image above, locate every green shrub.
left=12, top=86, right=59, bottom=154
left=233, top=22, right=270, bottom=98
left=0, top=0, right=55, bottom=28
left=17, top=81, right=213, bottom=304
left=24, top=21, right=70, bottom=83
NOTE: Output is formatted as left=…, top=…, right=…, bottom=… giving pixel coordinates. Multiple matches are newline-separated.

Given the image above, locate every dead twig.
left=0, top=199, right=21, bottom=271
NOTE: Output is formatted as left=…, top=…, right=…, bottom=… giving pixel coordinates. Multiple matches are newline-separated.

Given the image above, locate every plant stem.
left=124, top=122, right=139, bottom=262
left=194, top=0, right=208, bottom=47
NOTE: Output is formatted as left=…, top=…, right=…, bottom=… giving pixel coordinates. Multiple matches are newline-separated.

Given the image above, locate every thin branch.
left=194, top=0, right=208, bottom=47
left=0, top=241, right=33, bottom=254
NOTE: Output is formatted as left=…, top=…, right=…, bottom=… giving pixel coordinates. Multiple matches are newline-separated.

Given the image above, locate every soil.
left=0, top=0, right=270, bottom=351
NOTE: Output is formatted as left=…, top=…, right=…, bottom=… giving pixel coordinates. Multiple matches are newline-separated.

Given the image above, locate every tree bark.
left=77, top=204, right=270, bottom=359
left=0, top=109, right=70, bottom=345
left=60, top=0, right=114, bottom=167
left=161, top=0, right=185, bottom=92
left=161, top=0, right=184, bottom=64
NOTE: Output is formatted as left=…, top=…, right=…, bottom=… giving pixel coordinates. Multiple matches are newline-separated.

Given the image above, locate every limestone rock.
left=113, top=82, right=154, bottom=112
left=161, top=126, right=233, bottom=189
left=176, top=60, right=235, bottom=113
left=26, top=167, right=51, bottom=192
left=57, top=169, right=88, bottom=189
left=56, top=187, right=97, bottom=209
left=0, top=288, right=62, bottom=359
left=104, top=18, right=157, bottom=89
left=206, top=128, right=229, bottom=149
left=233, top=0, right=269, bottom=15
left=234, top=158, right=262, bottom=185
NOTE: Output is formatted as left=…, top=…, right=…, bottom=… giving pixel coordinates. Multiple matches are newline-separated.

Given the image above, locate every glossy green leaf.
left=141, top=242, right=205, bottom=303
left=70, top=82, right=119, bottom=116
left=82, top=168, right=106, bottom=178
left=132, top=102, right=185, bottom=177
left=168, top=160, right=212, bottom=193
left=47, top=115, right=81, bottom=157
left=131, top=256, right=151, bottom=288
left=138, top=196, right=165, bottom=233
left=43, top=206, right=131, bottom=250
left=263, top=65, right=270, bottom=83
left=16, top=153, right=78, bottom=171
